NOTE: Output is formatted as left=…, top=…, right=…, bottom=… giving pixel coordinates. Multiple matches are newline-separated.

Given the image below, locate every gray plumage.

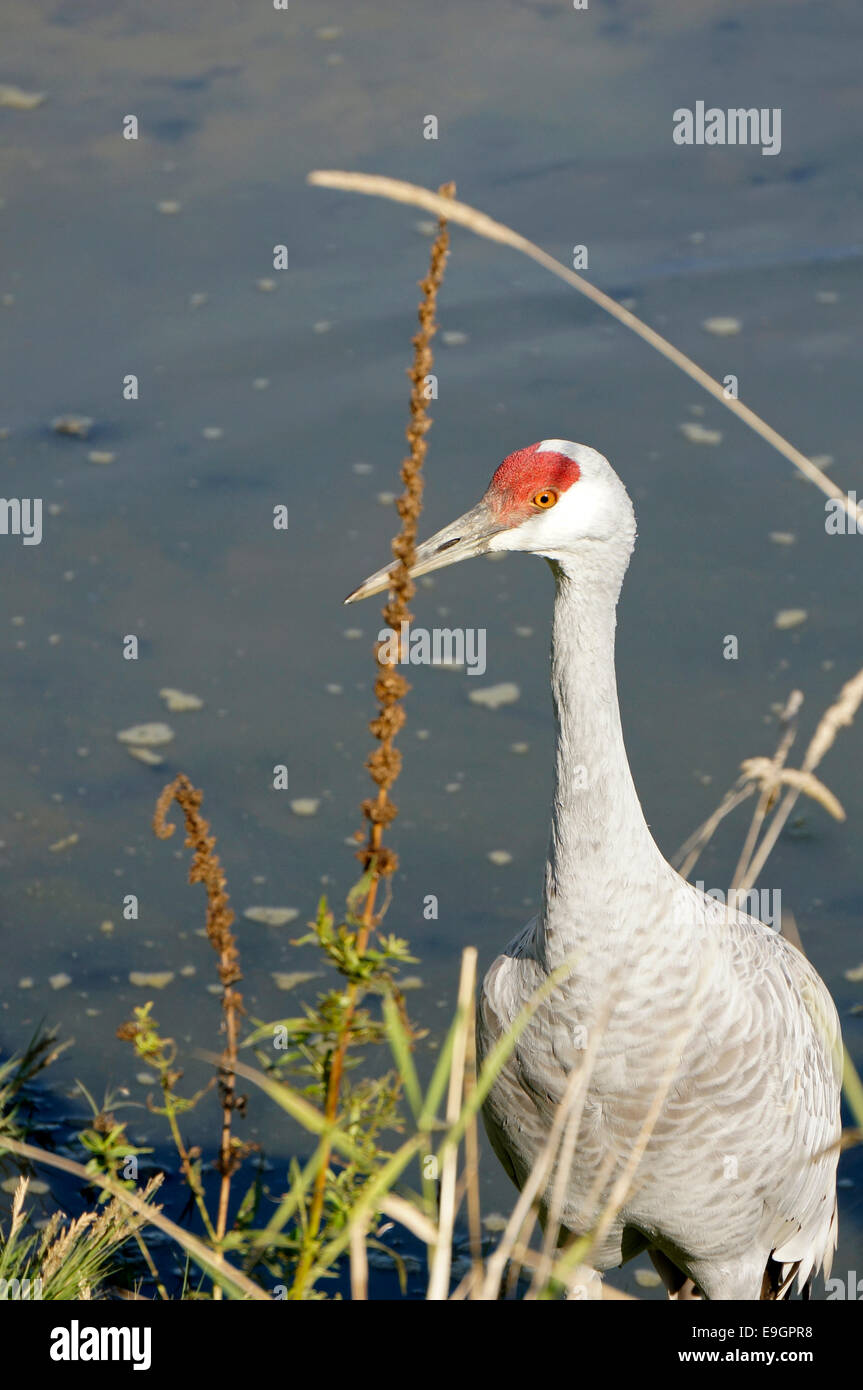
left=475, top=444, right=841, bottom=1300
left=347, top=438, right=843, bottom=1300
left=478, top=878, right=841, bottom=1298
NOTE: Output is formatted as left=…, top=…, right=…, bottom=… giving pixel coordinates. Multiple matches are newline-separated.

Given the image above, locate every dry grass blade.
left=308, top=171, right=863, bottom=527
left=802, top=667, right=863, bottom=772
left=427, top=946, right=477, bottom=1300
left=678, top=670, right=862, bottom=894
left=462, top=996, right=483, bottom=1297
left=379, top=1194, right=439, bottom=1247
left=736, top=666, right=863, bottom=892
left=350, top=1220, right=369, bottom=1301
left=740, top=759, right=845, bottom=822
left=674, top=783, right=757, bottom=879
left=730, top=691, right=803, bottom=888
left=9, top=1176, right=28, bottom=1238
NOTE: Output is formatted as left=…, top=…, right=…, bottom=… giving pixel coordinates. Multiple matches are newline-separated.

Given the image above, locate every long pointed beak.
left=344, top=498, right=505, bottom=604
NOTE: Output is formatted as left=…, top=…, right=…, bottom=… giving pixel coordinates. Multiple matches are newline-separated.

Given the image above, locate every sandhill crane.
left=346, top=439, right=842, bottom=1300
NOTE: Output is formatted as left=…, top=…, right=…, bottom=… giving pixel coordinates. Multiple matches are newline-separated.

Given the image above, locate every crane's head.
left=345, top=439, right=635, bottom=603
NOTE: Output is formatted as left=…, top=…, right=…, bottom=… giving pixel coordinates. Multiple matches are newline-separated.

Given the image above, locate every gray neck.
left=538, top=553, right=664, bottom=961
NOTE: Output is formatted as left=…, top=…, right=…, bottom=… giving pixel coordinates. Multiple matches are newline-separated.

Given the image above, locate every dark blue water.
left=1, top=0, right=861, bottom=1297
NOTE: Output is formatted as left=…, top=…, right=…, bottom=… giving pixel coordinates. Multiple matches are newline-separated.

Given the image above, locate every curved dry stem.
left=308, top=171, right=863, bottom=527
left=735, top=666, right=863, bottom=893
left=731, top=691, right=803, bottom=889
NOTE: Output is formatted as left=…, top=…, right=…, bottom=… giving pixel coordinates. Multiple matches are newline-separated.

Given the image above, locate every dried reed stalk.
left=730, top=690, right=803, bottom=888
left=462, top=1001, right=484, bottom=1298
left=735, top=666, right=863, bottom=892
left=427, top=946, right=477, bottom=1300
left=296, top=185, right=455, bottom=1291
left=675, top=668, right=863, bottom=891
left=153, top=774, right=245, bottom=1293
left=349, top=1220, right=369, bottom=1301
left=357, top=180, right=455, bottom=889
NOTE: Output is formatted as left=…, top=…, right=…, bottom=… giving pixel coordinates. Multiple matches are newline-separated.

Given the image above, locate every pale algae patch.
left=129, top=971, right=175, bottom=989
left=159, top=688, right=204, bottom=712
left=468, top=683, right=520, bottom=711
left=271, top=970, right=321, bottom=991
left=117, top=723, right=174, bottom=746
left=679, top=422, right=723, bottom=446
left=775, top=609, right=808, bottom=630
left=244, top=907, right=300, bottom=926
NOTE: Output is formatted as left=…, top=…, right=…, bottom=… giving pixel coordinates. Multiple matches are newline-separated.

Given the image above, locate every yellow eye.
left=533, top=489, right=558, bottom=509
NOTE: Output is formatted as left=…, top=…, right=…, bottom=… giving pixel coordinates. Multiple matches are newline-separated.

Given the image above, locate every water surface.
left=1, top=0, right=861, bottom=1297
